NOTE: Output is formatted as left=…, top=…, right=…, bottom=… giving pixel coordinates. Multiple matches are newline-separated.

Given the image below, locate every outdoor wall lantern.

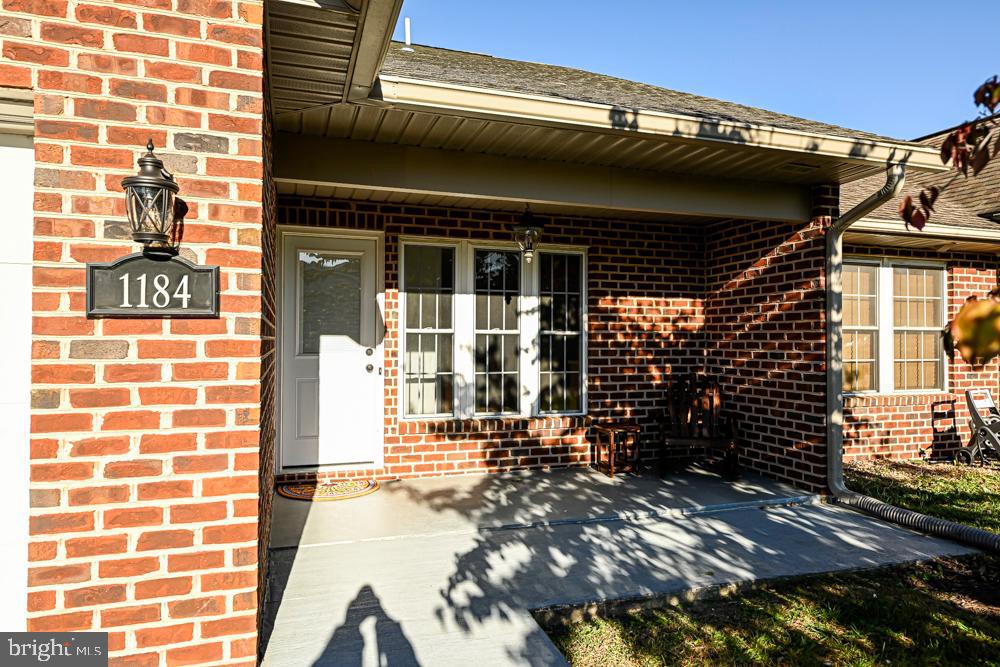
left=512, top=205, right=543, bottom=264
left=122, top=139, right=180, bottom=254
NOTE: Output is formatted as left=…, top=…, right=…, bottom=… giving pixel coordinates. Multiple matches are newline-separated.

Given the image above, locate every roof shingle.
left=841, top=127, right=1000, bottom=231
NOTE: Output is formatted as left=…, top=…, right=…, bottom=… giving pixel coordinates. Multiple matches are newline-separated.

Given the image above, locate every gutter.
left=826, top=165, right=1000, bottom=553
left=850, top=219, right=1000, bottom=244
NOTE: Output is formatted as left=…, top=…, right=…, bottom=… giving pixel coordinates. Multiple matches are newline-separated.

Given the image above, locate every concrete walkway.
left=261, top=468, right=974, bottom=666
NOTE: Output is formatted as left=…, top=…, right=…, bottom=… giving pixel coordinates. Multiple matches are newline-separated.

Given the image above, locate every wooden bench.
left=658, top=375, right=739, bottom=479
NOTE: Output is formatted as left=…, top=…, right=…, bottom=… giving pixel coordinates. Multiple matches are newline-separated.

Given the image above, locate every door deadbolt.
left=366, top=364, right=374, bottom=373
left=365, top=348, right=374, bottom=356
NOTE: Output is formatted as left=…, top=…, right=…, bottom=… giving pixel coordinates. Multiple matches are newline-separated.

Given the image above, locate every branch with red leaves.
left=896, top=76, right=1000, bottom=364
left=899, top=75, right=999, bottom=231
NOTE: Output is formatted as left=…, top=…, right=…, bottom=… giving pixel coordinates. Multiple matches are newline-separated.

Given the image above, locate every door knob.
left=366, top=364, right=374, bottom=373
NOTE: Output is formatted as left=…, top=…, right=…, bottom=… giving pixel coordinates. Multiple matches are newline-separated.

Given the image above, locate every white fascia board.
left=852, top=218, right=1000, bottom=243
left=344, top=0, right=405, bottom=102
left=375, top=75, right=945, bottom=173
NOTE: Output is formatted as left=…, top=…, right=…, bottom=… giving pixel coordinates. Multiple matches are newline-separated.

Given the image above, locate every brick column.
left=703, top=186, right=837, bottom=491
left=3, top=0, right=266, bottom=663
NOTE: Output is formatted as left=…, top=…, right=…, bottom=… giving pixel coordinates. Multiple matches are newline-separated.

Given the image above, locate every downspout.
left=826, top=164, right=1000, bottom=552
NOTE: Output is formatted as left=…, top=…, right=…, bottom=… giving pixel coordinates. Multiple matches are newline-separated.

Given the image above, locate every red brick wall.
left=4, top=0, right=267, bottom=662
left=842, top=246, right=1000, bottom=461
left=276, top=192, right=996, bottom=491
left=703, top=212, right=830, bottom=491
left=276, top=197, right=706, bottom=481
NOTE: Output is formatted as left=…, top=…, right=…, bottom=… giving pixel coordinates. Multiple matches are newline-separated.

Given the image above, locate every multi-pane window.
left=842, top=263, right=878, bottom=392
left=892, top=266, right=944, bottom=391
left=474, top=250, right=520, bottom=414
left=539, top=253, right=583, bottom=413
left=402, top=246, right=454, bottom=416
left=400, top=242, right=586, bottom=419
left=842, top=260, right=945, bottom=393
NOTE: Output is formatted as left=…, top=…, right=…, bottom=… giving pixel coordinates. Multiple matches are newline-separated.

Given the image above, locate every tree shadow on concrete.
left=414, top=467, right=941, bottom=664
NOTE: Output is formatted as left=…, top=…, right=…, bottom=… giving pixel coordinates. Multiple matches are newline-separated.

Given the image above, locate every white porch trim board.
left=274, top=132, right=813, bottom=222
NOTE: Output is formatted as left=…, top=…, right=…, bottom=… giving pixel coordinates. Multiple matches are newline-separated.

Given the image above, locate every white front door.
left=280, top=231, right=384, bottom=469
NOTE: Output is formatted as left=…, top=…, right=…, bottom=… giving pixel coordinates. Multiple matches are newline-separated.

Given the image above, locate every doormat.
left=276, top=479, right=379, bottom=502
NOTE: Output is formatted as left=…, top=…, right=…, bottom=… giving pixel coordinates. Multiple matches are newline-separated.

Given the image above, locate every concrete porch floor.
left=261, top=466, right=975, bottom=666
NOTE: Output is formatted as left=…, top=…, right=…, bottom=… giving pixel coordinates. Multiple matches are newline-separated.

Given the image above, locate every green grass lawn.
left=545, top=460, right=1000, bottom=666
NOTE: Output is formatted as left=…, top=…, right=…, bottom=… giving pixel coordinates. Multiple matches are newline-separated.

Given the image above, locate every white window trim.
left=399, top=237, right=587, bottom=420
left=844, top=256, right=948, bottom=396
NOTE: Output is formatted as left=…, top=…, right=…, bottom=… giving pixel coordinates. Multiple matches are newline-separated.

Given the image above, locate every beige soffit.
left=267, top=0, right=402, bottom=114
left=0, top=88, right=32, bottom=136
left=373, top=75, right=946, bottom=174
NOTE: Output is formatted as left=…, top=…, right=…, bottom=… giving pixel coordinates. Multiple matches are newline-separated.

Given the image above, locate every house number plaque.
left=86, top=253, right=220, bottom=318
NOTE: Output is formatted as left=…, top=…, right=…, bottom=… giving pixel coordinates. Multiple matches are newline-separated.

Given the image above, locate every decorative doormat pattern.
left=276, top=479, right=379, bottom=502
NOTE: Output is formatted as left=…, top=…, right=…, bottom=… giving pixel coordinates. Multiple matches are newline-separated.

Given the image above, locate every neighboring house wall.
left=3, top=1, right=267, bottom=663
left=276, top=197, right=706, bottom=481
left=842, top=245, right=1000, bottom=461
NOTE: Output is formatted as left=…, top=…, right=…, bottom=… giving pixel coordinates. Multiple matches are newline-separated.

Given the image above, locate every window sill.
left=844, top=391, right=955, bottom=407
left=396, top=413, right=590, bottom=434
left=400, top=412, right=586, bottom=422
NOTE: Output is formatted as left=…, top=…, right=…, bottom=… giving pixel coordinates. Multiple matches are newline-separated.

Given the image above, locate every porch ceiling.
left=273, top=131, right=813, bottom=222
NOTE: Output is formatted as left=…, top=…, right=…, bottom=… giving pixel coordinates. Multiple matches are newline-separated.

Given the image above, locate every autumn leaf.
left=899, top=194, right=915, bottom=223
left=974, top=76, right=1000, bottom=113
left=947, top=296, right=1000, bottom=364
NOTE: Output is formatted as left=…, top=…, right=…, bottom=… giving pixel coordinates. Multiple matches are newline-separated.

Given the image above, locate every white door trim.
left=0, top=127, right=33, bottom=632
left=277, top=225, right=386, bottom=474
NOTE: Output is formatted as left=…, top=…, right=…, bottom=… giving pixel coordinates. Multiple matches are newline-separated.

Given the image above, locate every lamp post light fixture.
left=122, top=139, right=179, bottom=254
left=512, top=205, right=543, bottom=264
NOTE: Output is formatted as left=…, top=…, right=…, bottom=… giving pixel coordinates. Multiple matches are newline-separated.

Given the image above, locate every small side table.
left=593, top=422, right=641, bottom=478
